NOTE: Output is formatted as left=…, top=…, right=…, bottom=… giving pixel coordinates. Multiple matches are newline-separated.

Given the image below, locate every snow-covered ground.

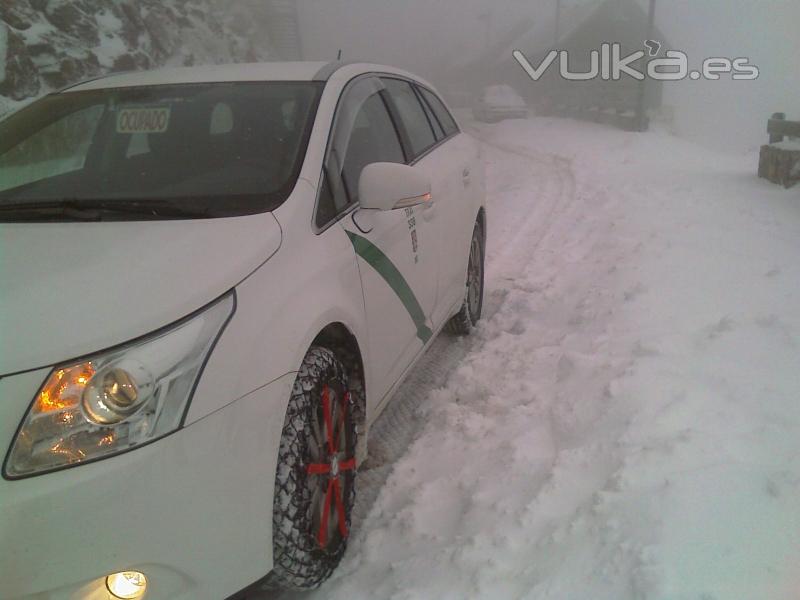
left=257, top=117, right=800, bottom=600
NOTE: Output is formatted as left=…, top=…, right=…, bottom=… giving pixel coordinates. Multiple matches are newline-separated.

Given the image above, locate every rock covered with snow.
left=0, top=0, right=279, bottom=116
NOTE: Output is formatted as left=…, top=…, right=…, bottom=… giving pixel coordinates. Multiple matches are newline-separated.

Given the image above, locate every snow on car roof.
left=65, top=62, right=333, bottom=92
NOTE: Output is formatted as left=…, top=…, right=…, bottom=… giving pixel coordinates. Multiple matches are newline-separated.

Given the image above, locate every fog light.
left=106, top=571, right=147, bottom=599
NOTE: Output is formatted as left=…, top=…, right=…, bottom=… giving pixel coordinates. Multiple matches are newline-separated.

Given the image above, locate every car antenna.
left=337, top=49, right=343, bottom=61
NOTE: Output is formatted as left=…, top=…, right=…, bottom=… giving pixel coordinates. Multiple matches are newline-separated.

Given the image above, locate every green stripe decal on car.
left=346, top=230, right=433, bottom=344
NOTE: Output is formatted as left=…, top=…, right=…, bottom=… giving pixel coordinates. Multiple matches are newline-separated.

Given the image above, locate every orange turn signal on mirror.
left=393, top=192, right=433, bottom=210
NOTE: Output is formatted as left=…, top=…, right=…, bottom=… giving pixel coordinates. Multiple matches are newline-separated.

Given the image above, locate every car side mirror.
left=358, top=162, right=432, bottom=212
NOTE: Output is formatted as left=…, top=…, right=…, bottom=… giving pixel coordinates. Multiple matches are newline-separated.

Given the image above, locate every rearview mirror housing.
left=358, top=162, right=432, bottom=212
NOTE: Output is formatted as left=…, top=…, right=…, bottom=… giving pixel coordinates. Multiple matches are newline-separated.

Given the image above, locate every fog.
left=296, top=0, right=800, bottom=151
left=2, top=0, right=797, bottom=150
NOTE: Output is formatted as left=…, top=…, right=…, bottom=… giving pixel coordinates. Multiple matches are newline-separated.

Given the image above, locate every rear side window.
left=417, top=88, right=446, bottom=140
left=382, top=78, right=437, bottom=158
left=418, top=87, right=459, bottom=137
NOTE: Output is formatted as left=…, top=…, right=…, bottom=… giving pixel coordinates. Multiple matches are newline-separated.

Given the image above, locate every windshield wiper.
left=0, top=199, right=211, bottom=222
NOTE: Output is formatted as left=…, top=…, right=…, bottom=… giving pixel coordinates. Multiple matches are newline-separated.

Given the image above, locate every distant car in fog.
left=473, top=84, right=529, bottom=123
left=0, top=61, right=486, bottom=599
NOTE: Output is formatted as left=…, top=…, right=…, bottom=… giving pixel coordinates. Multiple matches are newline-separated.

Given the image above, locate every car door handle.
left=421, top=196, right=436, bottom=221
left=462, top=167, right=472, bottom=187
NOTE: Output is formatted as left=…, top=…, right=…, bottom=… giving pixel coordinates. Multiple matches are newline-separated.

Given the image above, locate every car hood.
left=0, top=213, right=282, bottom=376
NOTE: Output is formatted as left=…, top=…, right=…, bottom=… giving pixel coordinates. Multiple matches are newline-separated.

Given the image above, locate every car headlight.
left=4, top=292, right=235, bottom=479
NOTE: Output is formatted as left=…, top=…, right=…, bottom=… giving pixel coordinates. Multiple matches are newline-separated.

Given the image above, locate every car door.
left=413, top=82, right=482, bottom=322
left=317, top=76, right=439, bottom=408
left=380, top=77, right=462, bottom=327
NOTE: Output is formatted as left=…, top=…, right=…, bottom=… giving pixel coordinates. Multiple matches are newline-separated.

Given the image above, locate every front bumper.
left=0, top=369, right=294, bottom=600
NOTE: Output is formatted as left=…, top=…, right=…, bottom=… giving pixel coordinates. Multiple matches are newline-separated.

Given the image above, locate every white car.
left=0, top=61, right=485, bottom=599
left=473, top=84, right=529, bottom=123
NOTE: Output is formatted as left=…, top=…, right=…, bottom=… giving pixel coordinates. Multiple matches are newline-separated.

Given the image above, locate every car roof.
left=62, top=61, right=441, bottom=101
left=65, top=61, right=337, bottom=93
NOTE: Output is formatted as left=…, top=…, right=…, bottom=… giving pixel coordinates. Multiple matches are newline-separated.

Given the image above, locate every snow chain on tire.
left=268, top=346, right=357, bottom=590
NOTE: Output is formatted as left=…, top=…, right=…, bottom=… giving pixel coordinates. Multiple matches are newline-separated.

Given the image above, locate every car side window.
left=316, top=77, right=405, bottom=229
left=418, top=87, right=460, bottom=137
left=416, top=87, right=446, bottom=141
left=315, top=170, right=338, bottom=227
left=381, top=78, right=437, bottom=159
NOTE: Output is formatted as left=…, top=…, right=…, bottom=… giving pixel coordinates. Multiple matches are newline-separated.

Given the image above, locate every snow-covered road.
left=254, top=118, right=800, bottom=600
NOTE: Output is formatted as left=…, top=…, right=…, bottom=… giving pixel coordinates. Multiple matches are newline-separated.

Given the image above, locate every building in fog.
left=541, top=0, right=667, bottom=122
left=458, top=0, right=669, bottom=126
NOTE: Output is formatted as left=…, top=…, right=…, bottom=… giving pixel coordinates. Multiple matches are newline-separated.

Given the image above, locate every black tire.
left=269, top=346, right=358, bottom=590
left=446, top=221, right=485, bottom=336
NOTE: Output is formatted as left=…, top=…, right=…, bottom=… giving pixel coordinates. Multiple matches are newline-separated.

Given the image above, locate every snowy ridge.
left=262, top=118, right=800, bottom=600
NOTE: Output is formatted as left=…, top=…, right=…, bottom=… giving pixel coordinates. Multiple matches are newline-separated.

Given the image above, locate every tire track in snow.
left=475, top=128, right=577, bottom=288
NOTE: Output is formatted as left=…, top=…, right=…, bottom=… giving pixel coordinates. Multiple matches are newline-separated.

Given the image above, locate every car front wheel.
left=269, top=346, right=357, bottom=590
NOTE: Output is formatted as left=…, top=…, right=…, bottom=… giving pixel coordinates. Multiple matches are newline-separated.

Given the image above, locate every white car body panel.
left=186, top=180, right=369, bottom=425
left=341, top=205, right=438, bottom=409
left=66, top=62, right=331, bottom=91
left=0, top=61, right=485, bottom=600
left=0, top=214, right=281, bottom=376
left=0, top=368, right=296, bottom=599
left=419, top=132, right=484, bottom=324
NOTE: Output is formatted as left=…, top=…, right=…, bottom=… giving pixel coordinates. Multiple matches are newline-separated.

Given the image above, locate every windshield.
left=0, top=82, right=323, bottom=220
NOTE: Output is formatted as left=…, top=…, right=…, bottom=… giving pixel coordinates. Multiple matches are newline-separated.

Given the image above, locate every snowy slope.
left=264, top=118, right=800, bottom=600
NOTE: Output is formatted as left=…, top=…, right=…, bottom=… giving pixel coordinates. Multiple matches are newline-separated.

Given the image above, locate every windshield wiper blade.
left=0, top=199, right=210, bottom=221
left=0, top=201, right=103, bottom=222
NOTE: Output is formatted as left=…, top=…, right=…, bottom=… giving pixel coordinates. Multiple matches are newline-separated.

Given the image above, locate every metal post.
left=636, top=0, right=657, bottom=131
left=770, top=113, right=786, bottom=144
